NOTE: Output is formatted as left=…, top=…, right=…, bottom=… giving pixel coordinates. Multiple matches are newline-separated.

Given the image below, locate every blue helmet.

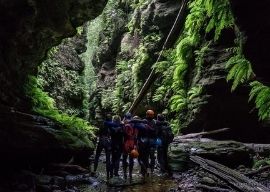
left=124, top=112, right=132, bottom=119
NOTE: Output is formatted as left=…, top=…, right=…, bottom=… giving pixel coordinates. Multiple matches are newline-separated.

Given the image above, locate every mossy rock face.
left=0, top=0, right=107, bottom=109
left=168, top=140, right=254, bottom=171
left=38, top=29, right=88, bottom=117
left=0, top=107, right=94, bottom=167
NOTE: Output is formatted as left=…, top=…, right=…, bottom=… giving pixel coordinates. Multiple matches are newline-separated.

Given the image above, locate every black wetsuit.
left=109, top=121, right=124, bottom=176
left=138, top=118, right=157, bottom=176
left=156, top=120, right=173, bottom=173
left=93, top=120, right=113, bottom=179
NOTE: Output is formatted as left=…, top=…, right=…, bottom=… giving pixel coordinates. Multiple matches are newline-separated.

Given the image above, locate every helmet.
left=130, top=149, right=139, bottom=158
left=157, top=114, right=165, bottom=121
left=124, top=112, right=132, bottom=119
left=156, top=138, right=162, bottom=146
left=146, top=110, right=155, bottom=118
left=133, top=115, right=140, bottom=120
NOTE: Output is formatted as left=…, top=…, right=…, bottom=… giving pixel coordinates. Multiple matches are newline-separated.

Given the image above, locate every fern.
left=170, top=89, right=188, bottom=112
left=204, top=0, right=234, bottom=40
left=188, top=86, right=203, bottom=100
left=225, top=29, right=255, bottom=91
left=116, top=60, right=129, bottom=72
left=153, top=86, right=167, bottom=102
left=153, top=61, right=170, bottom=73
left=249, top=81, right=270, bottom=120
left=226, top=54, right=253, bottom=91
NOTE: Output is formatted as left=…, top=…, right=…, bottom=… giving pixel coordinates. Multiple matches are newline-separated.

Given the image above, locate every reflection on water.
left=80, top=176, right=176, bottom=192
left=79, top=155, right=176, bottom=192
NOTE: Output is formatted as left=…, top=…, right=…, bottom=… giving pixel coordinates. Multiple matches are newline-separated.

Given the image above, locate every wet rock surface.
left=0, top=105, right=93, bottom=168
left=168, top=139, right=253, bottom=171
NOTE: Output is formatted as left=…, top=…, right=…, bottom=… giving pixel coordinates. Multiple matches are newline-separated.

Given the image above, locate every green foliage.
left=112, top=67, right=133, bottom=114
left=170, top=89, right=188, bottom=113
left=172, top=0, right=234, bottom=92
left=226, top=32, right=254, bottom=91
left=151, top=0, right=235, bottom=134
left=253, top=157, right=270, bottom=169
left=169, top=86, right=203, bottom=113
left=170, top=119, right=181, bottom=134
left=152, top=50, right=175, bottom=104
left=249, top=81, right=270, bottom=121
left=81, top=18, right=103, bottom=120
left=194, top=41, right=211, bottom=67
left=47, top=47, right=59, bottom=57
left=188, top=86, right=203, bottom=100
left=76, top=26, right=84, bottom=35
left=204, top=0, right=234, bottom=40
left=24, top=76, right=96, bottom=139
left=226, top=54, right=253, bottom=91
left=116, top=60, right=130, bottom=72
left=131, top=0, right=149, bottom=9
left=38, top=59, right=85, bottom=116
left=131, top=45, right=149, bottom=95
left=101, top=89, right=115, bottom=110
left=152, top=85, right=167, bottom=102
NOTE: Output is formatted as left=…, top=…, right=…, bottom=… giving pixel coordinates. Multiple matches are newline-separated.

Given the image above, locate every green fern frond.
left=153, top=86, right=167, bottom=102
left=188, top=86, right=203, bottom=100
left=226, top=54, right=253, bottom=91
left=249, top=81, right=270, bottom=120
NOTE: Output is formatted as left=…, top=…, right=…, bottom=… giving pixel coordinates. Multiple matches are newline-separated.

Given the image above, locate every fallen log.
left=174, top=128, right=230, bottom=141
left=190, top=155, right=269, bottom=192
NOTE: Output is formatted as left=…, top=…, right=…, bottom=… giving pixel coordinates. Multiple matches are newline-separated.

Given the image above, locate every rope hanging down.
left=128, top=0, right=188, bottom=114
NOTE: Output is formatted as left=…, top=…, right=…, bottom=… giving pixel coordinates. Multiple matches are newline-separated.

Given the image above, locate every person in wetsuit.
left=110, top=115, right=124, bottom=177
left=122, top=112, right=137, bottom=182
left=156, top=114, right=174, bottom=175
left=93, top=114, right=113, bottom=180
left=138, top=110, right=158, bottom=178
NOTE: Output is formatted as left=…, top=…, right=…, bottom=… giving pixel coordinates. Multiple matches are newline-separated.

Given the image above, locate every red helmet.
left=146, top=109, right=155, bottom=118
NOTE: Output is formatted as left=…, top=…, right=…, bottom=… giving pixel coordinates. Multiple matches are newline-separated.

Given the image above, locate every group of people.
left=92, top=109, right=174, bottom=182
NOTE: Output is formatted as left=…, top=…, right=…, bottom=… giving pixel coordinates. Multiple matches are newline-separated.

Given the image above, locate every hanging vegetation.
left=249, top=81, right=270, bottom=121
left=157, top=0, right=234, bottom=132
left=226, top=30, right=254, bottom=91
left=24, top=75, right=96, bottom=147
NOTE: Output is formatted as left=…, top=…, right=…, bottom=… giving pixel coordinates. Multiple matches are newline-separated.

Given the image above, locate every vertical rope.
left=128, top=0, right=188, bottom=114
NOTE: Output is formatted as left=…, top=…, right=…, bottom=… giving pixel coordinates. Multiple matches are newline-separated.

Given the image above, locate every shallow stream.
left=78, top=153, right=177, bottom=192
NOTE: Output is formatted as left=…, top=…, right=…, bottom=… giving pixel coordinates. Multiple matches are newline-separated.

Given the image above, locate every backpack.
left=160, top=124, right=174, bottom=144
left=123, top=123, right=138, bottom=153
left=145, top=119, right=157, bottom=137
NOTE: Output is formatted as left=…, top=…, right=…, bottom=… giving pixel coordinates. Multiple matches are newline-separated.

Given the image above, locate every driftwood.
left=190, top=155, right=269, bottom=192
left=245, top=165, right=270, bottom=176
left=174, top=128, right=230, bottom=141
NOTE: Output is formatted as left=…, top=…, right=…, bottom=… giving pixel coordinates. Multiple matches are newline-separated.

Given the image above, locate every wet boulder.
left=168, top=139, right=253, bottom=171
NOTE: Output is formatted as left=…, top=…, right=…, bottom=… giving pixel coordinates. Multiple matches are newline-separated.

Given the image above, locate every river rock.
left=168, top=140, right=253, bottom=171
left=0, top=106, right=94, bottom=168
